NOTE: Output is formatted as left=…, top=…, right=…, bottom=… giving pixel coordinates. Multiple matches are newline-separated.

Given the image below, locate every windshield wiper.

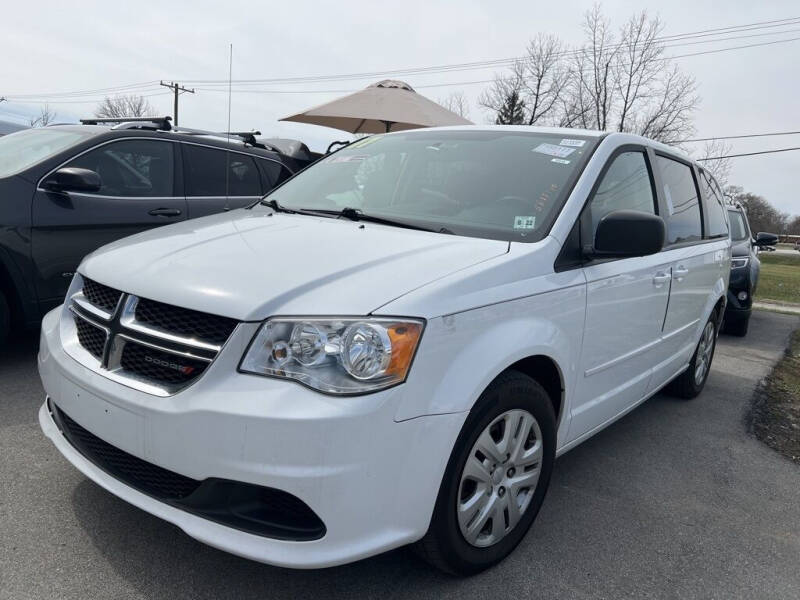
left=259, top=198, right=297, bottom=214
left=308, top=207, right=454, bottom=235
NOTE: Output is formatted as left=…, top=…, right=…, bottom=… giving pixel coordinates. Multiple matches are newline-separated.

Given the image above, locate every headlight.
left=239, top=317, right=424, bottom=394
left=731, top=257, right=749, bottom=269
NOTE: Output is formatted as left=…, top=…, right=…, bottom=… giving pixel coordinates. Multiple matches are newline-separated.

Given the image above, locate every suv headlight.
left=731, top=257, right=749, bottom=269
left=239, top=317, right=424, bottom=394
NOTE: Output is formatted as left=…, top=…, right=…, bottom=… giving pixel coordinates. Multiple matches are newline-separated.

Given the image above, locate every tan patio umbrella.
left=280, top=80, right=473, bottom=134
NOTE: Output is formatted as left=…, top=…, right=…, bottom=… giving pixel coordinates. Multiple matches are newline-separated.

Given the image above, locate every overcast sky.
left=1, top=0, right=797, bottom=215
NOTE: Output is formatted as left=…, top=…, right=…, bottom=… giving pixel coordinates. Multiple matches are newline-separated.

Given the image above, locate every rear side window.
left=258, top=158, right=291, bottom=192
left=66, top=139, right=174, bottom=197
left=588, top=151, right=656, bottom=232
left=699, top=171, right=728, bottom=239
left=656, top=155, right=702, bottom=245
left=184, top=145, right=261, bottom=196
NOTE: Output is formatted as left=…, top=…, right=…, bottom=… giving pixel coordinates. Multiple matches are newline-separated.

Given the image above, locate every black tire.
left=0, top=291, right=9, bottom=346
left=667, top=310, right=718, bottom=399
left=414, top=370, right=556, bottom=575
left=724, top=314, right=749, bottom=337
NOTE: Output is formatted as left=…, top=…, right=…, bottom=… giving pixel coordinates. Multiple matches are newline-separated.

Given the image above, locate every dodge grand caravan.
left=38, top=127, right=731, bottom=574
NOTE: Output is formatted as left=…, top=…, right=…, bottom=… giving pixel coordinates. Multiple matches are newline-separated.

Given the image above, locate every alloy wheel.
left=456, top=409, right=543, bottom=547
left=694, top=321, right=716, bottom=385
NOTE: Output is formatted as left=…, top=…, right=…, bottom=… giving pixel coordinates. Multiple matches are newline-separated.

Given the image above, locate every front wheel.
left=724, top=314, right=749, bottom=337
left=415, top=371, right=556, bottom=575
left=667, top=311, right=718, bottom=399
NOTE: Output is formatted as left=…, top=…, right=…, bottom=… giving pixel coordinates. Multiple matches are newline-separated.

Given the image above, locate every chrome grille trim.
left=63, top=274, right=237, bottom=396
left=119, top=296, right=223, bottom=353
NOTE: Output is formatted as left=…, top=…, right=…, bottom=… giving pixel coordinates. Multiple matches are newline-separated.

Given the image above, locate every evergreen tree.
left=495, top=90, right=526, bottom=125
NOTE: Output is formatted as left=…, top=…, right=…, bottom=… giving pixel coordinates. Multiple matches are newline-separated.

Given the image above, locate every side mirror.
left=591, top=210, right=665, bottom=258
left=754, top=232, right=778, bottom=247
left=42, top=167, right=102, bottom=193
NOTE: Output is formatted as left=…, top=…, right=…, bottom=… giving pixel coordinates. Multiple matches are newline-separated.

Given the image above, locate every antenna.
left=224, top=43, right=233, bottom=212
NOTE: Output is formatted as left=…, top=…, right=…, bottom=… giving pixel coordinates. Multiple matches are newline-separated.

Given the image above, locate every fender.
left=393, top=282, right=585, bottom=446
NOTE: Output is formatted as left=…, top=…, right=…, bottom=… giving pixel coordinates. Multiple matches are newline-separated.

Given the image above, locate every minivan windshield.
left=262, top=130, right=597, bottom=242
left=0, top=127, right=96, bottom=178
left=728, top=210, right=750, bottom=241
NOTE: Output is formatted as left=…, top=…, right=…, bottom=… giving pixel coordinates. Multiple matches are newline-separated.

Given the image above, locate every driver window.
left=589, top=151, right=656, bottom=232
left=66, top=139, right=174, bottom=197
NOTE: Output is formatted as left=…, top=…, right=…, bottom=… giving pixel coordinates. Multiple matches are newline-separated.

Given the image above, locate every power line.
left=181, top=16, right=800, bottom=86
left=697, top=146, right=800, bottom=160
left=679, top=130, right=800, bottom=143
left=3, top=15, right=799, bottom=102
left=187, top=35, right=800, bottom=96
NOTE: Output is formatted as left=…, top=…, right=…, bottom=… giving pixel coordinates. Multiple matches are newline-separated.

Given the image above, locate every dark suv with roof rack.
left=0, top=116, right=319, bottom=342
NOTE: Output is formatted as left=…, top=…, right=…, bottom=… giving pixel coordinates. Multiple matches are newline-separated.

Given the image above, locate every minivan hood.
left=80, top=210, right=509, bottom=320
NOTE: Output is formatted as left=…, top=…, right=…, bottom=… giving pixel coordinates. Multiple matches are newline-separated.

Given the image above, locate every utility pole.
left=159, top=81, right=194, bottom=126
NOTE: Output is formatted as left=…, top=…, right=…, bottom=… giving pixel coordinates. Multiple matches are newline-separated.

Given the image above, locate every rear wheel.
left=667, top=311, right=718, bottom=399
left=414, top=371, right=556, bottom=575
left=0, top=291, right=9, bottom=346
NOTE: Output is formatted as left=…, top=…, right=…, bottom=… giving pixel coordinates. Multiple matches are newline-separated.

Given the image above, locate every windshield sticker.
left=348, top=135, right=384, bottom=149
left=513, top=216, right=536, bottom=230
left=532, top=143, right=575, bottom=158
left=551, top=158, right=571, bottom=165
left=560, top=139, right=586, bottom=147
left=327, top=154, right=368, bottom=164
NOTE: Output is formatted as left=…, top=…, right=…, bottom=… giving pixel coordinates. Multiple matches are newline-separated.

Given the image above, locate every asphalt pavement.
left=1, top=310, right=798, bottom=600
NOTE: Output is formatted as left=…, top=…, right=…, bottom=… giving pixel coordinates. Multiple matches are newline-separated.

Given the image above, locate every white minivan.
left=38, top=126, right=731, bottom=574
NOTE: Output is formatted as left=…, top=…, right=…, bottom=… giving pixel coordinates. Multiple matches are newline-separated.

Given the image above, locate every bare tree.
left=95, top=94, right=156, bottom=118
left=728, top=187, right=789, bottom=234
left=438, top=91, right=471, bottom=119
left=480, top=34, right=570, bottom=125
left=481, top=4, right=699, bottom=143
left=28, top=103, right=57, bottom=127
left=787, top=215, right=800, bottom=235
left=694, top=139, right=732, bottom=188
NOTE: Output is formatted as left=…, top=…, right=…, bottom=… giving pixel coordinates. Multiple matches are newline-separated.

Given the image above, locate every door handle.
left=148, top=208, right=182, bottom=217
left=674, top=265, right=689, bottom=282
left=653, top=271, right=671, bottom=286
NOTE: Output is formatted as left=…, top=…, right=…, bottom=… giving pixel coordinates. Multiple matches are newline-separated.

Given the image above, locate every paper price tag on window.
left=560, top=139, right=586, bottom=147
left=514, top=216, right=536, bottom=230
left=532, top=143, right=575, bottom=158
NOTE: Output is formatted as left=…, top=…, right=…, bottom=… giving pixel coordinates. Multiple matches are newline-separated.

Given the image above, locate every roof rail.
left=79, top=116, right=173, bottom=131
left=173, top=127, right=265, bottom=147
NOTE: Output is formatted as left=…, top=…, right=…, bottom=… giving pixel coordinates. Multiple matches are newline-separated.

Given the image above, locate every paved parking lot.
left=1, top=310, right=799, bottom=600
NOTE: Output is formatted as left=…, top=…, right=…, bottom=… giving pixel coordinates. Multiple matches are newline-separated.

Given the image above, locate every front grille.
left=135, top=298, right=237, bottom=346
left=53, top=402, right=200, bottom=500
left=66, top=275, right=239, bottom=395
left=82, top=278, right=122, bottom=313
left=120, top=343, right=207, bottom=386
left=75, top=317, right=106, bottom=359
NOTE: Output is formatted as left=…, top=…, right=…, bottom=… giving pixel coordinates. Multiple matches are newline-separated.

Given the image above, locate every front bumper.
left=38, top=307, right=467, bottom=568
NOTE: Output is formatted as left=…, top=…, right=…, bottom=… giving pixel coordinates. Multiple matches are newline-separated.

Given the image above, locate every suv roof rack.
left=172, top=127, right=266, bottom=148
left=79, top=116, right=173, bottom=131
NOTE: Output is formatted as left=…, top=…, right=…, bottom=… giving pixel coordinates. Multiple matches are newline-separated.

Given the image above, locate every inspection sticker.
left=532, top=143, right=575, bottom=158
left=514, top=215, right=536, bottom=230
left=560, top=138, right=586, bottom=147
left=327, top=154, right=367, bottom=163
left=551, top=158, right=571, bottom=165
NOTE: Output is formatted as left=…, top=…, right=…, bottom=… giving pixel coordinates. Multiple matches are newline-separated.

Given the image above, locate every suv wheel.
left=414, top=371, right=556, bottom=575
left=0, top=290, right=9, bottom=345
left=667, top=311, right=718, bottom=399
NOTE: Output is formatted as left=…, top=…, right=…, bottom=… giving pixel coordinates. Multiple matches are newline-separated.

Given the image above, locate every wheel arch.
left=506, top=355, right=565, bottom=430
